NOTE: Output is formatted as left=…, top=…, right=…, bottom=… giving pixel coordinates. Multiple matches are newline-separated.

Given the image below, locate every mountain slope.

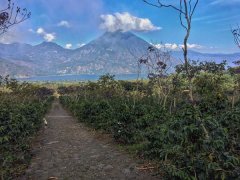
left=0, top=31, right=239, bottom=77
left=0, top=42, right=72, bottom=76
left=0, top=58, right=34, bottom=77
left=60, top=31, right=150, bottom=74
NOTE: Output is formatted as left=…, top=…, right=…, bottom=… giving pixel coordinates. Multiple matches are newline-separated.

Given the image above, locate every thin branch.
left=143, top=0, right=186, bottom=14
left=189, top=0, right=192, bottom=17
left=190, top=0, right=199, bottom=20
left=183, top=0, right=189, bottom=21
left=9, top=2, right=14, bottom=21
left=179, top=0, right=188, bottom=31
left=0, top=0, right=31, bottom=35
left=143, top=0, right=199, bottom=31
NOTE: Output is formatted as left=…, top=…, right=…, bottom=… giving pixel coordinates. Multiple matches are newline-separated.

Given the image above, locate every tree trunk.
left=183, top=16, right=194, bottom=103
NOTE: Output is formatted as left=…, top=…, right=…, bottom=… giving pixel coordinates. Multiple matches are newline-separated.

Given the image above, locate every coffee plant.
left=0, top=76, right=53, bottom=179
left=59, top=65, right=240, bottom=180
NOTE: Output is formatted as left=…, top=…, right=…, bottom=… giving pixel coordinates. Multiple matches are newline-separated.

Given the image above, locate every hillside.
left=0, top=31, right=239, bottom=77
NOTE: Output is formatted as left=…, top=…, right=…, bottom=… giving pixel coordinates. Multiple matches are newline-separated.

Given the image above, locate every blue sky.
left=1, top=0, right=240, bottom=53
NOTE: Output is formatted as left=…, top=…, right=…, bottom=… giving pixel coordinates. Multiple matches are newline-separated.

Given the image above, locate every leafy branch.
left=0, top=0, right=31, bottom=35
left=232, top=25, right=240, bottom=48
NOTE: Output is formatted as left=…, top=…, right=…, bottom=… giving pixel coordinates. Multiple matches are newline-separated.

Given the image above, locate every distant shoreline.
left=17, top=74, right=147, bottom=82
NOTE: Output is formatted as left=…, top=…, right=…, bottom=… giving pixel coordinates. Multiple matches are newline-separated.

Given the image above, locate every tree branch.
left=190, top=0, right=199, bottom=20
left=143, top=0, right=186, bottom=14
left=0, top=0, right=31, bottom=35
left=232, top=26, right=240, bottom=48
left=179, top=0, right=188, bottom=31
left=142, top=0, right=199, bottom=103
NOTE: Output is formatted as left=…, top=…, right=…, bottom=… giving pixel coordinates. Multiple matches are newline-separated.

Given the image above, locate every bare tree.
left=232, top=25, right=240, bottom=48
left=231, top=26, right=240, bottom=107
left=139, top=45, right=173, bottom=109
left=0, top=0, right=31, bottom=35
left=142, top=0, right=199, bottom=102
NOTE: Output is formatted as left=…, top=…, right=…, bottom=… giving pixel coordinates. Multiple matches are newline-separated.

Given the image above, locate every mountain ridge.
left=0, top=31, right=239, bottom=77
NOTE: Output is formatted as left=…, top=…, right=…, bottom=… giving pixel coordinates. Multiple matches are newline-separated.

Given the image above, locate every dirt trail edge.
left=20, top=100, right=161, bottom=180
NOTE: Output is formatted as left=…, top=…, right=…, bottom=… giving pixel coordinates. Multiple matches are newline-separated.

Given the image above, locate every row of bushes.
left=60, top=90, right=240, bottom=180
left=0, top=79, right=54, bottom=179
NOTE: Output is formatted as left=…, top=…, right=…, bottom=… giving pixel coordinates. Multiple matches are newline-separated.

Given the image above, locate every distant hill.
left=0, top=31, right=239, bottom=77
left=0, top=58, right=34, bottom=77
left=172, top=50, right=240, bottom=66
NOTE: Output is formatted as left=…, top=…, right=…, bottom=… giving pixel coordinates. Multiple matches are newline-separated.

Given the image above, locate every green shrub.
left=59, top=73, right=240, bottom=180
left=144, top=105, right=239, bottom=179
left=0, top=89, right=53, bottom=179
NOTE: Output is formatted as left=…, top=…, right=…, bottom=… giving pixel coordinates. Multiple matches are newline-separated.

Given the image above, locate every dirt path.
left=20, top=100, right=160, bottom=180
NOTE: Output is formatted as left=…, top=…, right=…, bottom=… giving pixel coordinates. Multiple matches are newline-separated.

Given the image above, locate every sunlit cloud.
left=37, top=28, right=45, bottom=34
left=57, top=20, right=71, bottom=28
left=77, top=43, right=86, bottom=48
left=44, top=33, right=56, bottom=42
left=151, top=43, right=203, bottom=50
left=35, top=28, right=56, bottom=42
left=183, top=43, right=203, bottom=49
left=100, top=12, right=161, bottom=32
left=165, top=43, right=179, bottom=50
left=65, top=43, right=73, bottom=49
left=151, top=43, right=178, bottom=50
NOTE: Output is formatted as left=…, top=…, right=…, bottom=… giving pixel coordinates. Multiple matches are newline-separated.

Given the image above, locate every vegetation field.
left=59, top=61, right=240, bottom=179
left=1, top=59, right=240, bottom=179
left=0, top=76, right=54, bottom=179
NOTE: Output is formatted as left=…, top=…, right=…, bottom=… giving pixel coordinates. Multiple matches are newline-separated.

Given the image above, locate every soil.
left=20, top=100, right=161, bottom=180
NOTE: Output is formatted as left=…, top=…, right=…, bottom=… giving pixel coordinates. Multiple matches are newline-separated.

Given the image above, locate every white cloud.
left=165, top=43, right=179, bottom=50
left=44, top=33, right=56, bottom=42
left=65, top=43, right=73, bottom=49
left=37, top=28, right=45, bottom=34
left=152, top=43, right=163, bottom=49
left=57, top=20, right=70, bottom=28
left=28, top=28, right=34, bottom=33
left=210, top=0, right=240, bottom=6
left=151, top=43, right=203, bottom=50
left=152, top=43, right=178, bottom=50
left=188, top=44, right=203, bottom=49
left=100, top=12, right=161, bottom=32
left=180, top=43, right=203, bottom=49
left=35, top=27, right=56, bottom=42
left=77, top=43, right=86, bottom=48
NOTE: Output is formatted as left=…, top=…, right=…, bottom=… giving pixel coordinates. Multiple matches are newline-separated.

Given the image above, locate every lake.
left=18, top=74, right=147, bottom=82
